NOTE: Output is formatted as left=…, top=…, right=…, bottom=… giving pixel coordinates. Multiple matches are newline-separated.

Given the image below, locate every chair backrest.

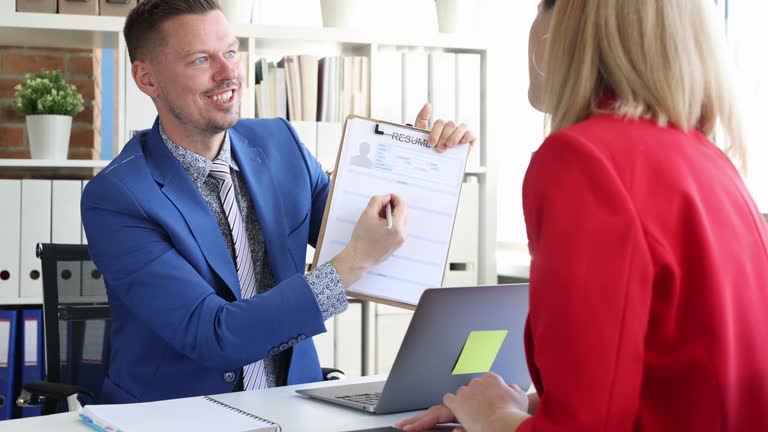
left=36, top=243, right=111, bottom=413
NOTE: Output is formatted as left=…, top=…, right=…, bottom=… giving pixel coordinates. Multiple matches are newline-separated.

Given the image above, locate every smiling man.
left=81, top=0, right=474, bottom=404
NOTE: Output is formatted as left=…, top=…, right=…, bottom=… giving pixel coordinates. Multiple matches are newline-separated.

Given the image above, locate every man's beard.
left=160, top=87, right=240, bottom=136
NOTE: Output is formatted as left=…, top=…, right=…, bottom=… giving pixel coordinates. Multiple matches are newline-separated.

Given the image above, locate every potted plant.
left=13, top=70, right=84, bottom=160
left=218, top=0, right=252, bottom=24
left=435, top=0, right=460, bottom=33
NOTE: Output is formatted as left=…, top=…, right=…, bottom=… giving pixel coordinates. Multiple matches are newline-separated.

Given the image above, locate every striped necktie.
left=209, top=159, right=267, bottom=390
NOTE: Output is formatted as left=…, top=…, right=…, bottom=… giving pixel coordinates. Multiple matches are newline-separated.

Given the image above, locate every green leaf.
left=12, top=69, right=85, bottom=116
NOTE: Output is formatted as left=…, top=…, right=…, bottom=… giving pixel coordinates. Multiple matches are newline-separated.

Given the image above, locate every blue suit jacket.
left=81, top=118, right=331, bottom=403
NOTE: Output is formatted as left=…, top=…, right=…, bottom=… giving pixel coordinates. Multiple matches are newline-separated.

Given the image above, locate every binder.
left=59, top=321, right=75, bottom=386
left=335, top=302, right=362, bottom=376
left=402, top=51, right=429, bottom=125
left=0, top=310, right=18, bottom=421
left=352, top=56, right=370, bottom=117
left=81, top=181, right=106, bottom=300
left=77, top=320, right=110, bottom=402
left=341, top=56, right=355, bottom=120
left=20, top=309, right=44, bottom=418
left=298, top=55, right=319, bottom=122
left=371, top=49, right=403, bottom=124
left=124, top=47, right=157, bottom=138
left=82, top=180, right=89, bottom=244
left=20, top=180, right=52, bottom=299
left=456, top=53, right=482, bottom=169
left=443, top=180, right=480, bottom=287
left=0, top=180, right=21, bottom=301
left=291, top=121, right=318, bottom=156
left=313, top=317, right=335, bottom=369
left=428, top=52, right=456, bottom=125
left=316, top=122, right=343, bottom=170
left=52, top=180, right=84, bottom=302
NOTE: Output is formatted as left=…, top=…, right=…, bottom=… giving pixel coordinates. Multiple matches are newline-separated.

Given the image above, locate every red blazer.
left=518, top=114, right=768, bottom=431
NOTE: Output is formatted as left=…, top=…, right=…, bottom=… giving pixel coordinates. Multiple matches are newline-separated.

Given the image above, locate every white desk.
left=0, top=375, right=438, bottom=432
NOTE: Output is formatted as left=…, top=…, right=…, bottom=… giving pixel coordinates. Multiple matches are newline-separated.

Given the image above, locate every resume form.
left=314, top=117, right=469, bottom=307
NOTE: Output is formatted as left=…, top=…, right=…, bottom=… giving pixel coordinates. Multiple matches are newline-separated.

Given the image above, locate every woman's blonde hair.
left=542, top=0, right=746, bottom=170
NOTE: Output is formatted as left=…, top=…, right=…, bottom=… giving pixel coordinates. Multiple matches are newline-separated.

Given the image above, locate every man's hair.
left=124, top=0, right=220, bottom=63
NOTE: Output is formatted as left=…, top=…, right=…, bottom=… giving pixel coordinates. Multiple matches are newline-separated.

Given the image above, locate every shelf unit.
left=0, top=2, right=498, bottom=375
left=0, top=3, right=496, bottom=284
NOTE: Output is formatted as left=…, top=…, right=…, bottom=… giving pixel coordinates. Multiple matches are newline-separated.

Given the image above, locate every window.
left=724, top=0, right=768, bottom=211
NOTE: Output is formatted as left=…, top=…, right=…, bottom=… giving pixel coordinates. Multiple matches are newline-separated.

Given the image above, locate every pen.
left=386, top=202, right=393, bottom=230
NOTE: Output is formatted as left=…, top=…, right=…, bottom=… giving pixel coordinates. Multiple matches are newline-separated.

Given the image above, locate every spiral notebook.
left=80, top=395, right=279, bottom=432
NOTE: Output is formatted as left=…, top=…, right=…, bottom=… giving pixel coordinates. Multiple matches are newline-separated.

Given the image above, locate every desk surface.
left=0, top=375, right=432, bottom=432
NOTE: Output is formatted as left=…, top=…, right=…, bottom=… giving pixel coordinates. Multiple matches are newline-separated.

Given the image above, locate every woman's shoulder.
left=546, top=113, right=695, bottom=156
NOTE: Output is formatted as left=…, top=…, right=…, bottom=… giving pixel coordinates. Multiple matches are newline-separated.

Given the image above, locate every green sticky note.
left=451, top=330, right=508, bottom=375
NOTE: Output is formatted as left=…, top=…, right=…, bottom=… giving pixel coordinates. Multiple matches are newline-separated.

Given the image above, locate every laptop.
left=297, top=284, right=531, bottom=414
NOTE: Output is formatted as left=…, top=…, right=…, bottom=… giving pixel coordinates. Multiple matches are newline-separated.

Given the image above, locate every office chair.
left=17, top=243, right=344, bottom=415
left=16, top=243, right=110, bottom=415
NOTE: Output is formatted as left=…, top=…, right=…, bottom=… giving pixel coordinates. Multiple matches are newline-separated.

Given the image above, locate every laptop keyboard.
left=336, top=392, right=382, bottom=406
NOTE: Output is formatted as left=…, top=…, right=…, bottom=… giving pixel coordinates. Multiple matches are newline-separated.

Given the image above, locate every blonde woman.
left=398, top=0, right=768, bottom=431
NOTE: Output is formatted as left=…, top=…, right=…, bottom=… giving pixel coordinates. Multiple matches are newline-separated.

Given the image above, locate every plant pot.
left=435, top=0, right=463, bottom=33
left=320, top=0, right=377, bottom=29
left=218, top=0, right=252, bottom=24
left=25, top=115, right=72, bottom=160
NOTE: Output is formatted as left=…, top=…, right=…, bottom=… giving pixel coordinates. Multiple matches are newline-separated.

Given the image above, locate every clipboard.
left=312, top=115, right=469, bottom=310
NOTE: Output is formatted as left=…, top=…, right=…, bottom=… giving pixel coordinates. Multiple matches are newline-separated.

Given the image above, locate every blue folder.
left=19, top=308, right=44, bottom=418
left=76, top=319, right=110, bottom=403
left=0, top=309, right=18, bottom=420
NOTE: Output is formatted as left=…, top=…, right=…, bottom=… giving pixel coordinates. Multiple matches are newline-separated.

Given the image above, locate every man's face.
left=149, top=10, right=243, bottom=136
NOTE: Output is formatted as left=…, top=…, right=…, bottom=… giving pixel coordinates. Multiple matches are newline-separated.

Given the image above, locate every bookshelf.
left=0, top=1, right=497, bottom=375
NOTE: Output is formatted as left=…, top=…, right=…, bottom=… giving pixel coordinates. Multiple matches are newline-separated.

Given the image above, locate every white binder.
left=456, top=53, right=482, bottom=169
left=81, top=180, right=104, bottom=299
left=316, top=122, right=343, bottom=171
left=290, top=121, right=318, bottom=157
left=313, top=317, right=335, bottom=369
left=20, top=180, right=52, bottom=299
left=124, top=48, right=157, bottom=138
left=334, top=302, right=362, bottom=376
left=428, top=52, right=456, bottom=125
left=0, top=180, right=21, bottom=300
left=371, top=49, right=403, bottom=124
left=402, top=51, right=429, bottom=125
left=443, top=180, right=480, bottom=287
left=52, top=180, right=84, bottom=302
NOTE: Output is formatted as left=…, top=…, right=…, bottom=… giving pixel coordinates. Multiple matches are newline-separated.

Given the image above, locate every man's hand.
left=414, top=103, right=477, bottom=153
left=332, top=194, right=408, bottom=287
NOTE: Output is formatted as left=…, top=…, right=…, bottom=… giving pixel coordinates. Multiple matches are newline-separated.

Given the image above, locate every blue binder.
left=76, top=319, right=110, bottom=403
left=0, top=309, right=18, bottom=420
left=19, top=308, right=44, bottom=418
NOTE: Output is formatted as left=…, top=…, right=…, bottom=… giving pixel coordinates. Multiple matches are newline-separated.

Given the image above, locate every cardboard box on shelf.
left=58, top=0, right=98, bottom=15
left=16, top=0, right=57, bottom=13
left=98, top=0, right=136, bottom=16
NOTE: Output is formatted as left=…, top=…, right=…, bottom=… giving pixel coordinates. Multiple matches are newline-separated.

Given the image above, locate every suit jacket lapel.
left=142, top=120, right=241, bottom=300
left=229, top=128, right=293, bottom=282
